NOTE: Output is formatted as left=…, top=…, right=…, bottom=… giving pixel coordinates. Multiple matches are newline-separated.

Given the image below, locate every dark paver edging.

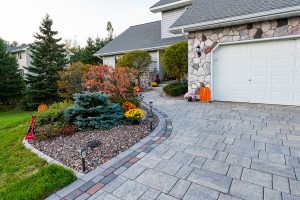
left=47, top=102, right=173, bottom=200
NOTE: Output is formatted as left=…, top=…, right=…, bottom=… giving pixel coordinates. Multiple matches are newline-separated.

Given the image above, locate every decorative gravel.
left=32, top=115, right=158, bottom=172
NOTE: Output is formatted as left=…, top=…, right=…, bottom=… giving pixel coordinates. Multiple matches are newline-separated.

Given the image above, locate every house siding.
left=188, top=17, right=300, bottom=92
left=103, top=56, right=116, bottom=67
left=161, top=7, right=187, bottom=38
left=149, top=51, right=159, bottom=72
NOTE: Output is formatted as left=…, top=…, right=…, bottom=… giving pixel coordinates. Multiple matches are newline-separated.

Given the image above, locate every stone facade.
left=188, top=17, right=300, bottom=92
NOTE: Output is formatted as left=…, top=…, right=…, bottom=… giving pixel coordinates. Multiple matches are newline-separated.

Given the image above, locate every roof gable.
left=95, top=21, right=186, bottom=56
left=150, top=0, right=192, bottom=13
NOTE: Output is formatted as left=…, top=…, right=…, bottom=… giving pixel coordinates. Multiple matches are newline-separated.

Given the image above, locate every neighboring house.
left=94, top=0, right=189, bottom=79
left=168, top=0, right=300, bottom=106
left=6, top=44, right=74, bottom=77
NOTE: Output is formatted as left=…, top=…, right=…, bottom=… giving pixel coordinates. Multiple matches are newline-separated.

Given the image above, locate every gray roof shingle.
left=95, top=21, right=186, bottom=56
left=172, top=0, right=300, bottom=28
left=6, top=44, right=30, bottom=52
left=151, top=0, right=182, bottom=8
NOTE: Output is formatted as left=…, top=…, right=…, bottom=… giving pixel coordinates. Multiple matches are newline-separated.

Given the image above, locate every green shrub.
left=36, top=123, right=77, bottom=140
left=163, top=81, right=188, bottom=96
left=35, top=100, right=73, bottom=126
left=162, top=41, right=188, bottom=80
left=65, top=92, right=125, bottom=130
left=110, top=96, right=141, bottom=107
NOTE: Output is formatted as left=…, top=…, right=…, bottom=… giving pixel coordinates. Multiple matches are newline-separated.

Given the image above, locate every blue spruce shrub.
left=65, top=92, right=125, bottom=130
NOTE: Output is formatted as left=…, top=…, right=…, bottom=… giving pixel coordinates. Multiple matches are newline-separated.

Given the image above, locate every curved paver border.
left=45, top=102, right=172, bottom=200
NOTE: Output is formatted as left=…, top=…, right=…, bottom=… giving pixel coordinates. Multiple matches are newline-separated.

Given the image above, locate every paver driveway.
left=52, top=88, right=300, bottom=200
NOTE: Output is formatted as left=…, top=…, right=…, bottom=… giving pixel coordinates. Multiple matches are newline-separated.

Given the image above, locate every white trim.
left=170, top=6, right=300, bottom=33
left=210, top=34, right=300, bottom=101
left=150, top=0, right=192, bottom=13
left=94, top=45, right=171, bottom=57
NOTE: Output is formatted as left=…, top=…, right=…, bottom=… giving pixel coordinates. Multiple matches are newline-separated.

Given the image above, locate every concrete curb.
left=22, top=139, right=84, bottom=178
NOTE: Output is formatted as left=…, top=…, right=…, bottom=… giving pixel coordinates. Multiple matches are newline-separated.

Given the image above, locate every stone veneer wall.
left=188, top=17, right=300, bottom=92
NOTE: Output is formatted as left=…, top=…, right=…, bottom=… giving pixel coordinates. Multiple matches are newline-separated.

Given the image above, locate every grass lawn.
left=0, top=111, right=77, bottom=200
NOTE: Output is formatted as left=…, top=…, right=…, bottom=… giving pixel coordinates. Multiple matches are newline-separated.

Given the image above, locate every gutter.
left=94, top=44, right=173, bottom=57
left=169, top=6, right=300, bottom=33
left=150, top=0, right=192, bottom=13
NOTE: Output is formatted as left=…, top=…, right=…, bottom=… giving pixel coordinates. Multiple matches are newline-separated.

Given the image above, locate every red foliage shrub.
left=84, top=66, right=137, bottom=98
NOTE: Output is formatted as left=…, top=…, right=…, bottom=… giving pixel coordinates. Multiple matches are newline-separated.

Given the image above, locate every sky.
left=0, top=0, right=161, bottom=46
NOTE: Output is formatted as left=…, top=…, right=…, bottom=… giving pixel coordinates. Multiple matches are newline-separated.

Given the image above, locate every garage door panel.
left=213, top=39, right=299, bottom=106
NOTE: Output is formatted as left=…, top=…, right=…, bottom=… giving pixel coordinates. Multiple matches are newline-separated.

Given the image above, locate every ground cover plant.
left=0, top=111, right=76, bottom=199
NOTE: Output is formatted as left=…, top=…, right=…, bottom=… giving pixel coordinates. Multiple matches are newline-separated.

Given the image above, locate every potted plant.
left=184, top=91, right=196, bottom=102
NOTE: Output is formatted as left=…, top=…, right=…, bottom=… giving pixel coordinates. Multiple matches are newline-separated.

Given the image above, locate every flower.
left=124, top=108, right=145, bottom=122
left=151, top=82, right=158, bottom=87
left=122, top=101, right=137, bottom=111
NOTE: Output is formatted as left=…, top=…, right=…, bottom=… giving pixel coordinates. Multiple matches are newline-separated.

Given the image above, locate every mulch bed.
left=32, top=115, right=158, bottom=173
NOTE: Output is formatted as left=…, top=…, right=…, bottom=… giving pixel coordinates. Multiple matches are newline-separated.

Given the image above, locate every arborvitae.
left=0, top=39, right=25, bottom=106
left=23, top=14, right=67, bottom=110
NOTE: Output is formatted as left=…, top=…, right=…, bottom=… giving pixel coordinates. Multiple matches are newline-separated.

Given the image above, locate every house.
left=96, top=0, right=300, bottom=106
left=167, top=0, right=300, bottom=106
left=6, top=44, right=74, bottom=77
left=94, top=0, right=189, bottom=79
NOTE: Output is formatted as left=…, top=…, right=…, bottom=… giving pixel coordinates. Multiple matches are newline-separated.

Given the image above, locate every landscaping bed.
left=32, top=114, right=158, bottom=172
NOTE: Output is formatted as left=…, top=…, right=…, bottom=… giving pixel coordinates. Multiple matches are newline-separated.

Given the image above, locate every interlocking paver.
left=264, top=188, right=281, bottom=200
left=290, top=179, right=300, bottom=197
left=154, top=159, right=182, bottom=175
left=175, top=165, right=194, bottom=179
left=136, top=169, right=178, bottom=193
left=225, top=153, right=251, bottom=168
left=57, top=89, right=300, bottom=200
left=251, top=159, right=296, bottom=179
left=187, top=168, right=232, bottom=193
left=170, top=151, right=196, bottom=165
left=169, top=179, right=191, bottom=199
left=259, top=151, right=285, bottom=164
left=241, top=168, right=272, bottom=188
left=202, top=159, right=230, bottom=175
left=190, top=156, right=207, bottom=168
left=136, top=155, right=162, bottom=168
left=183, top=183, right=219, bottom=200
left=229, top=179, right=263, bottom=200
left=273, top=175, right=290, bottom=193
left=112, top=180, right=148, bottom=200
left=138, top=188, right=161, bottom=200
left=227, top=165, right=243, bottom=179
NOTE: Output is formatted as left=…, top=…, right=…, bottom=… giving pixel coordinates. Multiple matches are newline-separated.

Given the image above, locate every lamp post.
left=79, top=147, right=88, bottom=173
left=149, top=102, right=153, bottom=131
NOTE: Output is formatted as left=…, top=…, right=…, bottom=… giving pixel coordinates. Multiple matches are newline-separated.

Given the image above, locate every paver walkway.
left=51, top=88, right=300, bottom=200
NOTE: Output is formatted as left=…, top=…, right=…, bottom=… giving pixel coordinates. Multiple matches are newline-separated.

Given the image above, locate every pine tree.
left=24, top=14, right=67, bottom=110
left=0, top=38, right=25, bottom=106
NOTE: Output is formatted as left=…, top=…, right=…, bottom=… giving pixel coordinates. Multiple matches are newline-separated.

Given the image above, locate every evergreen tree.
left=23, top=14, right=67, bottom=110
left=71, top=21, right=115, bottom=65
left=0, top=38, right=25, bottom=106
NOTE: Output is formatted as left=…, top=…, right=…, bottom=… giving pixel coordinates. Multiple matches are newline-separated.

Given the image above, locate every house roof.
left=150, top=0, right=192, bottom=13
left=94, top=21, right=186, bottom=56
left=151, top=0, right=183, bottom=8
left=171, top=0, right=300, bottom=32
left=6, top=44, right=30, bottom=53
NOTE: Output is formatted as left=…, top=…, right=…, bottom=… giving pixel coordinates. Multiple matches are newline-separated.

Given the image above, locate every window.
left=17, top=52, right=22, bottom=59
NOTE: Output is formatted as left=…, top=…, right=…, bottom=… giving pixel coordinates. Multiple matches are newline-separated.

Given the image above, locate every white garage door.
left=213, top=39, right=300, bottom=106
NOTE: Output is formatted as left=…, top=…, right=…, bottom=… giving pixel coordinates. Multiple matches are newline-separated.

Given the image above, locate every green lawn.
left=0, top=111, right=77, bottom=200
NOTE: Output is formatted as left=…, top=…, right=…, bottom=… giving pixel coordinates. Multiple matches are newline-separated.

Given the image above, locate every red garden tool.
left=25, top=115, right=37, bottom=141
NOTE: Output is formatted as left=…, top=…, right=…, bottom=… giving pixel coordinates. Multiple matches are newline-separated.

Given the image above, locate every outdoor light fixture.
left=149, top=102, right=154, bottom=131
left=79, top=147, right=88, bottom=173
left=196, top=45, right=201, bottom=57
